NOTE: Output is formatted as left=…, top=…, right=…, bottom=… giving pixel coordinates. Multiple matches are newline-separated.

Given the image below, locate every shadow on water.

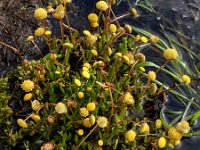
left=1, top=0, right=200, bottom=149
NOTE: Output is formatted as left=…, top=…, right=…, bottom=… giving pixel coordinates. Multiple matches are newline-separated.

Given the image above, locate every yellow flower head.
left=78, top=92, right=84, bottom=98
left=96, top=1, right=109, bottom=11
left=176, top=120, right=190, bottom=134
left=123, top=55, right=130, bottom=63
left=80, top=107, right=89, bottom=117
left=163, top=48, right=178, bottom=60
left=82, top=70, right=90, bottom=79
left=87, top=35, right=97, bottom=45
left=83, top=118, right=92, bottom=128
left=82, top=66, right=89, bottom=72
left=149, top=83, right=158, bottom=95
left=150, top=35, right=159, bottom=44
left=109, top=24, right=117, bottom=33
left=141, top=36, right=148, bottom=43
left=155, top=119, right=162, bottom=129
left=108, top=47, right=112, bottom=56
left=130, top=8, right=138, bottom=17
left=53, top=4, right=65, bottom=20
left=139, top=67, right=145, bottom=72
left=88, top=13, right=98, bottom=23
left=123, top=92, right=134, bottom=105
left=63, top=42, right=74, bottom=49
left=158, top=137, right=166, bottom=148
left=74, top=79, right=81, bottom=86
left=134, top=35, right=141, bottom=42
left=87, top=102, right=96, bottom=112
left=91, top=49, right=98, bottom=56
left=124, top=24, right=132, bottom=34
left=97, top=116, right=108, bottom=128
left=30, top=114, right=41, bottom=122
left=115, top=52, right=122, bottom=58
left=83, top=62, right=91, bottom=69
left=17, top=119, right=28, bottom=128
left=126, top=129, right=136, bottom=142
left=139, top=122, right=150, bottom=134
left=44, top=31, right=52, bottom=36
left=86, top=87, right=92, bottom=92
left=83, top=30, right=91, bottom=36
left=147, top=71, right=156, bottom=81
left=55, top=102, right=67, bottom=114
left=50, top=53, right=57, bottom=61
left=41, top=142, right=54, bottom=150
left=34, top=8, right=47, bottom=20
left=34, top=27, right=45, bottom=37
left=89, top=114, right=96, bottom=125
left=77, top=129, right=84, bottom=136
left=168, top=127, right=182, bottom=141
left=21, top=80, right=34, bottom=92
left=31, top=100, right=41, bottom=112
left=135, top=53, right=146, bottom=63
left=23, top=93, right=33, bottom=101
left=91, top=22, right=99, bottom=28
left=27, top=36, right=34, bottom=42
left=98, top=140, right=103, bottom=146
left=181, top=75, right=191, bottom=85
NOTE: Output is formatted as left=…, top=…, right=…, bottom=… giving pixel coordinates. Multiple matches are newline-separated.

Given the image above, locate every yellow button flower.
left=141, top=36, right=148, bottom=43
left=83, top=118, right=92, bottom=128
left=135, top=53, right=146, bottom=63
left=91, top=49, right=98, bottom=56
left=86, top=34, right=97, bottom=45
left=149, top=83, right=158, bottom=95
left=83, top=30, right=91, bottom=36
left=163, top=48, right=178, bottom=60
left=123, top=55, right=130, bottom=63
left=88, top=13, right=99, bottom=23
left=98, top=140, right=103, bottom=146
left=158, top=137, right=166, bottom=148
left=31, top=100, right=41, bottom=112
left=63, top=42, right=74, bottom=49
left=26, top=36, right=34, bottom=42
left=91, top=22, right=99, bottom=28
left=77, top=129, right=84, bottom=136
left=150, top=35, right=159, bottom=44
left=168, top=127, right=182, bottom=141
left=83, top=62, right=91, bottom=69
left=139, top=67, right=145, bottom=72
left=87, top=102, right=96, bottom=112
left=78, top=92, right=84, bottom=98
left=53, top=4, right=65, bottom=20
left=181, top=75, right=191, bottom=85
left=44, top=30, right=52, bottom=36
left=109, top=24, right=117, bottom=33
left=134, top=35, right=141, bottom=42
left=17, top=119, right=28, bottom=128
left=34, top=8, right=47, bottom=20
left=130, top=8, right=138, bottom=17
left=126, top=129, right=136, bottom=142
left=80, top=107, right=89, bottom=117
left=147, top=71, right=156, bottom=81
left=89, top=114, right=96, bottom=125
left=55, top=102, right=67, bottom=114
left=82, top=70, right=90, bottom=79
left=21, top=80, right=34, bottom=92
left=96, top=1, right=109, bottom=11
left=34, top=27, right=45, bottom=37
left=176, top=120, right=190, bottom=134
left=124, top=24, right=132, bottom=34
left=123, top=92, right=134, bottom=105
left=97, top=116, right=108, bottom=128
left=30, top=114, right=41, bottom=122
left=74, top=79, right=81, bottom=86
left=23, top=93, right=33, bottom=101
left=139, top=122, right=150, bottom=134
left=155, top=119, right=162, bottom=129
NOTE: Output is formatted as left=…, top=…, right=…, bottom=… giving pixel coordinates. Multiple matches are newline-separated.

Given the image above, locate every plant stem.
left=31, top=41, right=43, bottom=57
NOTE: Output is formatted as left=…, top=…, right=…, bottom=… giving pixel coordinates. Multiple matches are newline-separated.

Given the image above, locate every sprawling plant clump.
left=0, top=0, right=196, bottom=150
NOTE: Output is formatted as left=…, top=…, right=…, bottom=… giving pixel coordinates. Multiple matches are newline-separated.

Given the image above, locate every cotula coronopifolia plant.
left=4, top=0, right=192, bottom=149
